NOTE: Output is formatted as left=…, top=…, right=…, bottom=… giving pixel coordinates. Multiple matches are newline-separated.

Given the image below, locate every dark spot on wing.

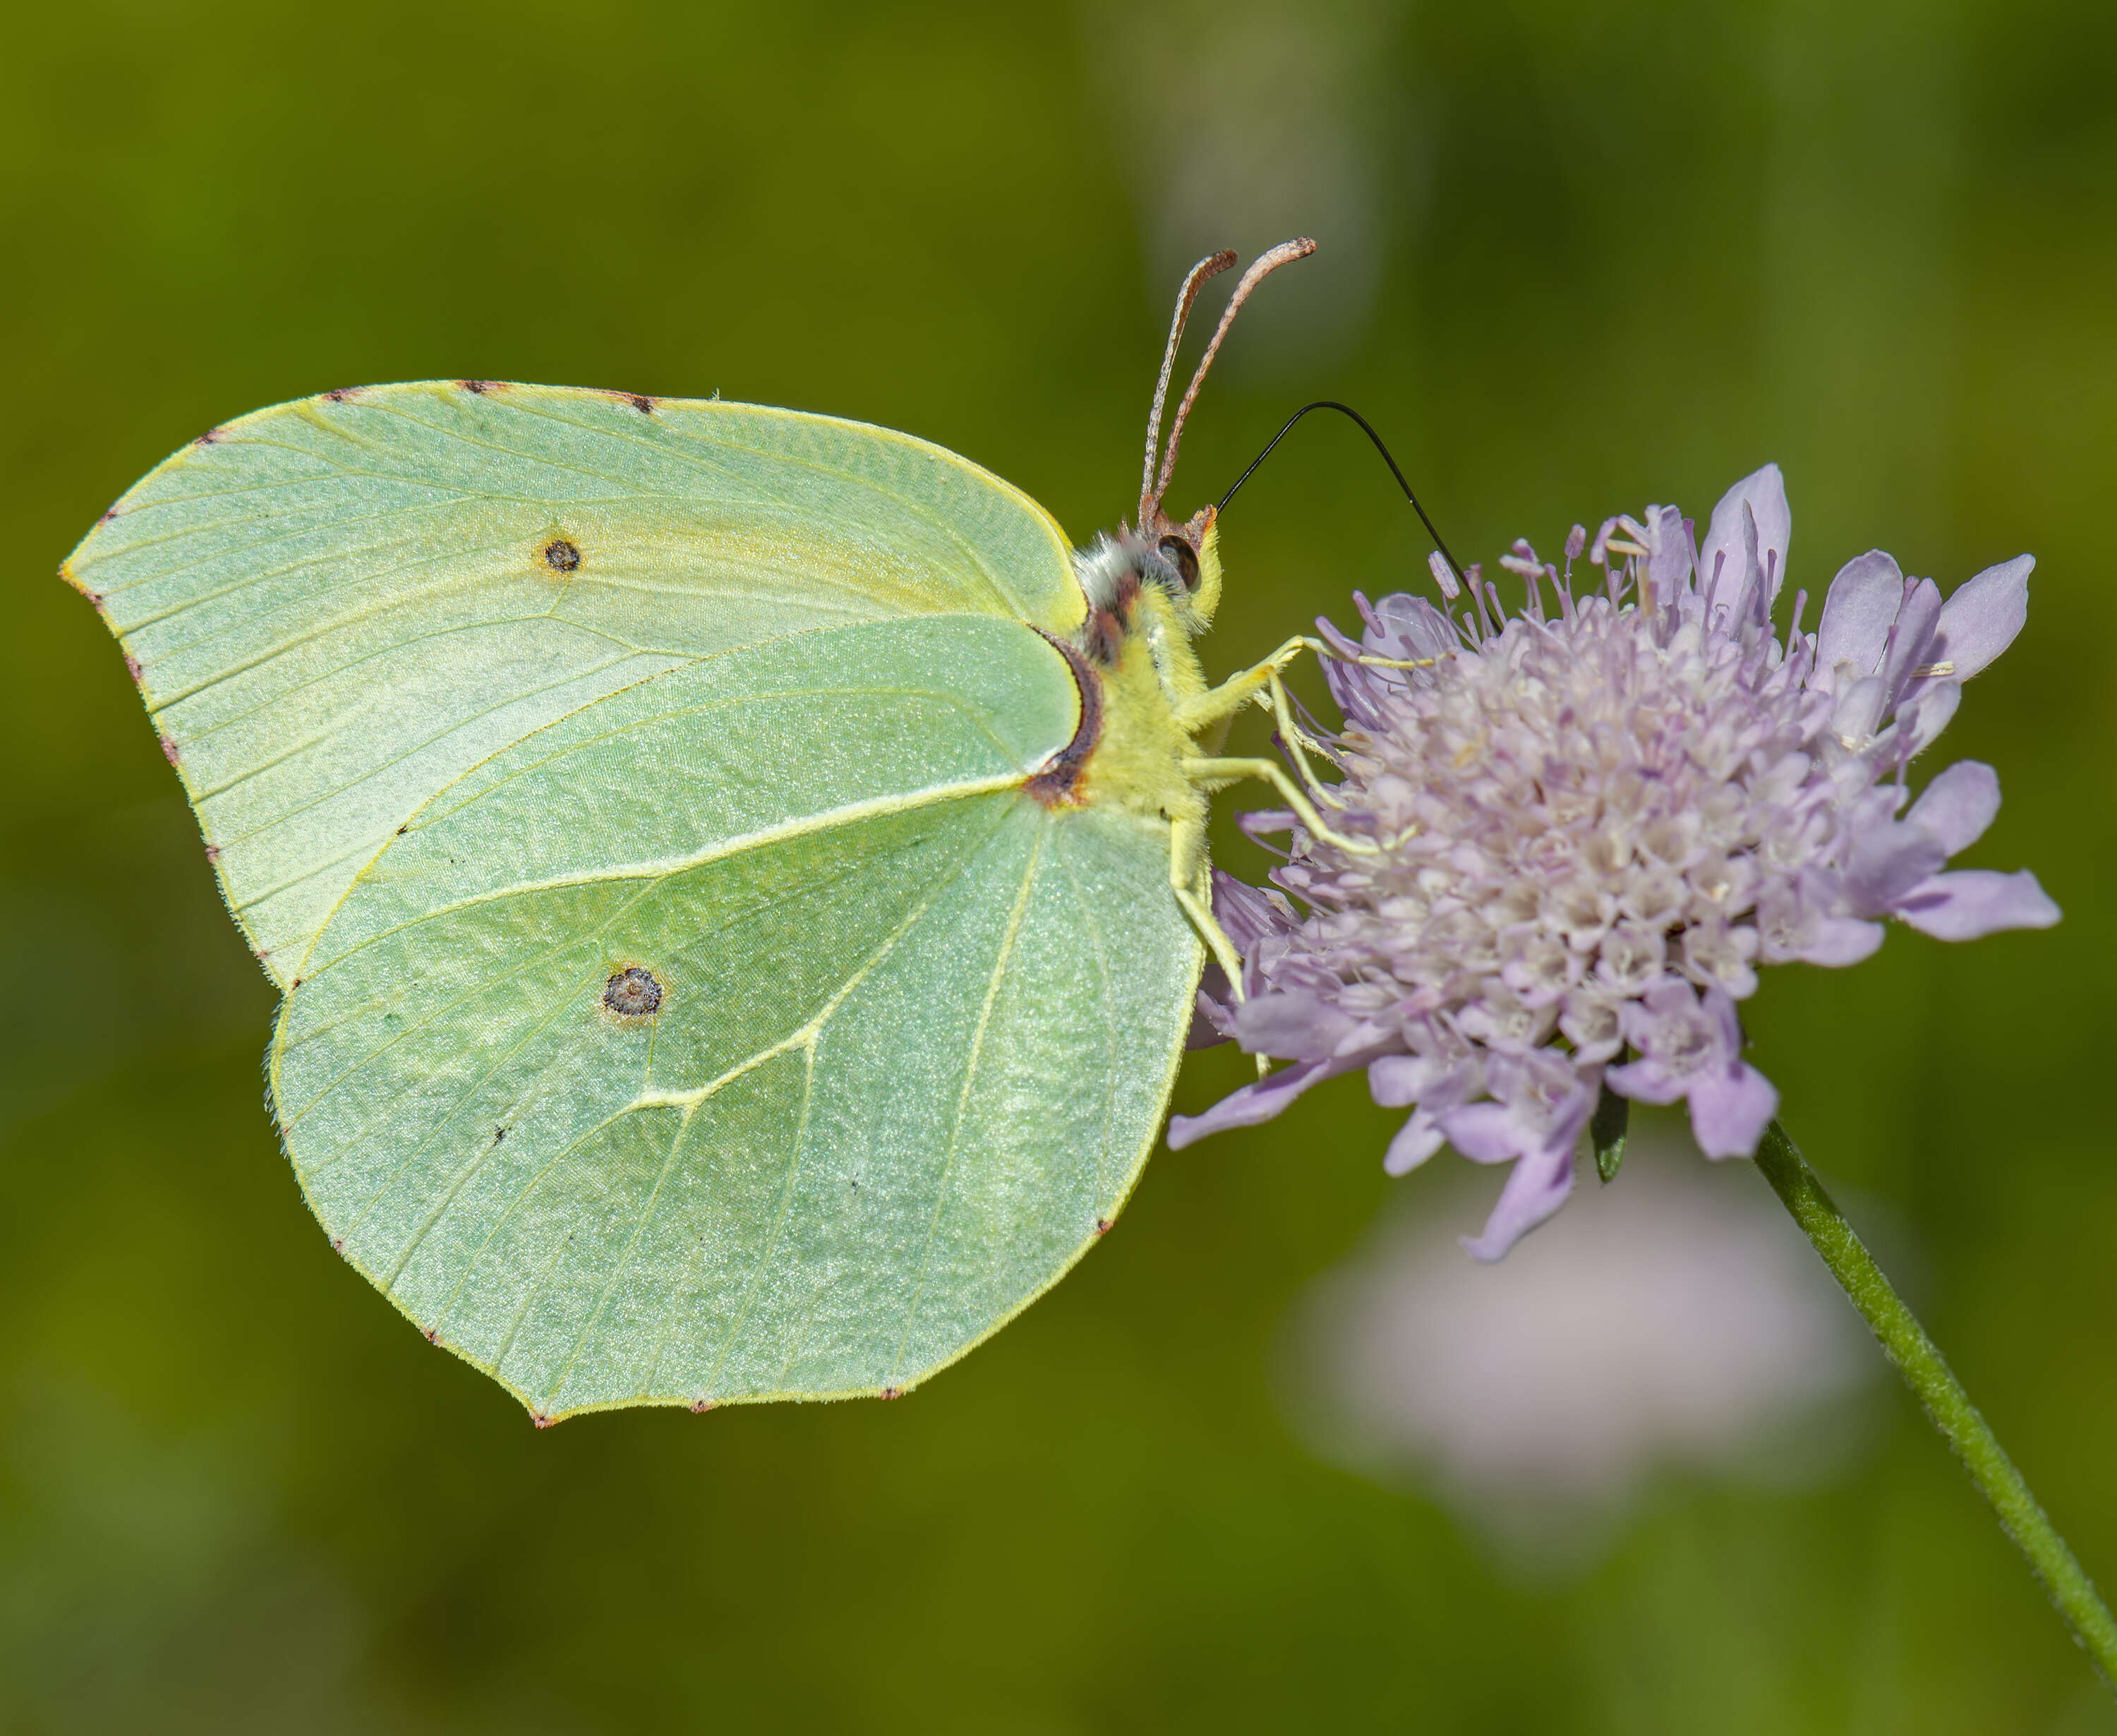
left=1025, top=629, right=1104, bottom=807
left=603, top=966, right=663, bottom=1018
left=543, top=538, right=581, bottom=574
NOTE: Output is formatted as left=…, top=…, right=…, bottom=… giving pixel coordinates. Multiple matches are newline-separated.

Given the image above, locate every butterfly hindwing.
left=271, top=617, right=1195, bottom=1413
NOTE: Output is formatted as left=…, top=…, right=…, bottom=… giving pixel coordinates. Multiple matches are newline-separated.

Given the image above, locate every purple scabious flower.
left=1171, top=464, right=2058, bottom=1260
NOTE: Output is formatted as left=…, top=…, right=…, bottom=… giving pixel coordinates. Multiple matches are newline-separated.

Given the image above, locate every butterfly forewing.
left=66, top=382, right=1087, bottom=984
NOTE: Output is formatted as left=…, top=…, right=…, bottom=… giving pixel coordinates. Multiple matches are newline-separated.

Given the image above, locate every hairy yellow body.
left=1054, top=519, right=1339, bottom=996
left=1035, top=236, right=1353, bottom=997
left=1078, top=524, right=1225, bottom=832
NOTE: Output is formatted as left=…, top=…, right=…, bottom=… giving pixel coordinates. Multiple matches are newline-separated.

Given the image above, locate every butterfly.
left=63, top=239, right=1355, bottom=1421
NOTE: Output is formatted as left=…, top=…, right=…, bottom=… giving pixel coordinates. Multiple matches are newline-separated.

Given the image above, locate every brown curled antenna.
left=1147, top=237, right=1318, bottom=519
left=1141, top=251, right=1239, bottom=525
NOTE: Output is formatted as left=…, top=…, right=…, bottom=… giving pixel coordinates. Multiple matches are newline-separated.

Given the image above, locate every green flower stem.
left=1754, top=1119, right=2117, bottom=1685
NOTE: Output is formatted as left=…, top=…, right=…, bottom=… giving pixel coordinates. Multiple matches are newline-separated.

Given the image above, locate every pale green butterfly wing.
left=66, top=381, right=1087, bottom=984
left=66, top=384, right=1200, bottom=1415
left=273, top=616, right=1195, bottom=1414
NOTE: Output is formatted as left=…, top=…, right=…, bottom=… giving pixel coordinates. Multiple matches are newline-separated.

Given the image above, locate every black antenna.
left=1217, top=399, right=1464, bottom=585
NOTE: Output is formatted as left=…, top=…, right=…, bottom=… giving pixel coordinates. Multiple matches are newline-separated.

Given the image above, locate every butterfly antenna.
left=1149, top=238, right=1317, bottom=515
left=1217, top=399, right=1466, bottom=585
left=1141, top=250, right=1238, bottom=525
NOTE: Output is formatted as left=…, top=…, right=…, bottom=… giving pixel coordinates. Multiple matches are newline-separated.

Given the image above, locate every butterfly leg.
left=1182, top=635, right=1441, bottom=739
left=1167, top=812, right=1246, bottom=989
left=1262, top=668, right=1346, bottom=812
left=1181, top=757, right=1381, bottom=857
left=1174, top=635, right=1311, bottom=738
left=1167, top=814, right=1272, bottom=1078
left=1180, top=641, right=1434, bottom=809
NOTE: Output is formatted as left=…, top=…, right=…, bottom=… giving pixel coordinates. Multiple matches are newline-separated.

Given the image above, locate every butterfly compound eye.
left=603, top=966, right=663, bottom=1018
left=1157, top=535, right=1201, bottom=591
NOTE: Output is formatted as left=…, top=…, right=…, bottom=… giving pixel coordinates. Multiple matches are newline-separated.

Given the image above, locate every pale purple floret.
left=1169, top=465, right=2059, bottom=1259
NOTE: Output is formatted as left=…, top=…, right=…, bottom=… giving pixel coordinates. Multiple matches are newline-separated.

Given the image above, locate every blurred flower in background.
left=1281, top=1128, right=1882, bottom=1567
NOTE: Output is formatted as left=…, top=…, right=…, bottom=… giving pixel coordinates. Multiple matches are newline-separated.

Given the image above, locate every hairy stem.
left=1754, top=1119, right=2117, bottom=1686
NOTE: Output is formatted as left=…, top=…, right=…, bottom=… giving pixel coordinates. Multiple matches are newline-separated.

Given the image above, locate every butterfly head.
left=1069, top=510, right=1221, bottom=658
left=1066, top=241, right=1310, bottom=676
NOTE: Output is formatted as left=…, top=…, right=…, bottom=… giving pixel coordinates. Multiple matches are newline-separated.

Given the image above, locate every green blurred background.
left=5, top=0, right=2114, bottom=1728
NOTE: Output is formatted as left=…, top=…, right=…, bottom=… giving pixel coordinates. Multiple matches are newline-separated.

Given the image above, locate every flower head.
left=1172, top=465, right=2058, bottom=1258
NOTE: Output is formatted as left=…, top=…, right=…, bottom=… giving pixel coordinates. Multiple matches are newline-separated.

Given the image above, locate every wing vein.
left=888, top=816, right=1048, bottom=1380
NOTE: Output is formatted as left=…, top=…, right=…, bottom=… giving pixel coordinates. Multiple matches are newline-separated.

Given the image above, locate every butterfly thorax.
left=1051, top=519, right=1228, bottom=829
